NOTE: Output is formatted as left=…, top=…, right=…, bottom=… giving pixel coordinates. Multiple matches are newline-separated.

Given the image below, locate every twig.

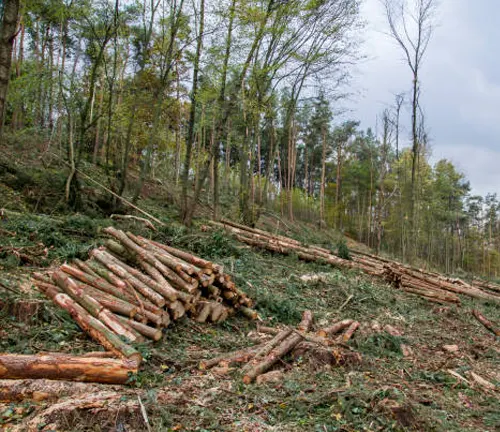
left=337, top=294, right=354, bottom=313
left=137, top=396, right=152, bottom=432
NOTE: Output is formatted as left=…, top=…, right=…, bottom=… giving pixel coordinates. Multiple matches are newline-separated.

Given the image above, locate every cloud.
left=346, top=0, right=500, bottom=197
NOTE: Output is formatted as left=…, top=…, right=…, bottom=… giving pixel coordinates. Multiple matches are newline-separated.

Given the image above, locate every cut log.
left=194, top=301, right=212, bottom=322
left=149, top=239, right=214, bottom=270
left=45, top=291, right=141, bottom=364
left=85, top=260, right=128, bottom=290
left=340, top=321, right=360, bottom=343
left=240, top=329, right=293, bottom=375
left=199, top=345, right=263, bottom=370
left=317, top=319, right=354, bottom=338
left=52, top=272, right=139, bottom=343
left=0, top=354, right=137, bottom=384
left=59, top=263, right=133, bottom=305
left=242, top=310, right=313, bottom=383
left=116, top=316, right=163, bottom=341
left=240, top=306, right=259, bottom=320
left=472, top=309, right=500, bottom=336
left=91, top=250, right=168, bottom=306
left=74, top=259, right=100, bottom=278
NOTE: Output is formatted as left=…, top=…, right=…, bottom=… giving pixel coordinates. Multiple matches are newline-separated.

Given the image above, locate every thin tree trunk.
left=0, top=0, right=20, bottom=136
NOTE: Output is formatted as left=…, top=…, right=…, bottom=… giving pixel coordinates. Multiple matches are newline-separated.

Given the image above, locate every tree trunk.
left=0, top=0, right=20, bottom=136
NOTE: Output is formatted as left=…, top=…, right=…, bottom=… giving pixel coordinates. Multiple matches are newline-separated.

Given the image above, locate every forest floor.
left=0, top=140, right=499, bottom=431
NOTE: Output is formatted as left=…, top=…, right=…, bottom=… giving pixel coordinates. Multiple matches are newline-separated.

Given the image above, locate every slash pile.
left=200, top=310, right=362, bottom=384
left=14, top=227, right=256, bottom=383
left=212, top=219, right=500, bottom=305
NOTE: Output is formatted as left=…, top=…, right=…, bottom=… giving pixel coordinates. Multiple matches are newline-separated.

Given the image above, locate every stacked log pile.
left=212, top=219, right=500, bottom=305
left=5, top=227, right=256, bottom=383
left=200, top=310, right=362, bottom=384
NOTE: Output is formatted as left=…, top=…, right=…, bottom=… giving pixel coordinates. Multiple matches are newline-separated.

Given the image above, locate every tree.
left=382, top=0, right=437, bottom=232
left=0, top=0, right=20, bottom=137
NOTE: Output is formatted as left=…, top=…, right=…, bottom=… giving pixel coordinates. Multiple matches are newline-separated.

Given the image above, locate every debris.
left=442, top=344, right=459, bottom=354
left=469, top=372, right=496, bottom=391
left=200, top=311, right=362, bottom=384
left=383, top=324, right=403, bottom=337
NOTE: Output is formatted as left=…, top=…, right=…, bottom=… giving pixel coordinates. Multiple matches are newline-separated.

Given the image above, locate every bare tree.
left=382, top=0, right=436, bottom=220
left=0, top=0, right=20, bottom=137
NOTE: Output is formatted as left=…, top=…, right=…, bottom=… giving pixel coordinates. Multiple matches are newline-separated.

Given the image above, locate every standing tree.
left=382, top=0, right=436, bottom=238
left=0, top=0, right=20, bottom=137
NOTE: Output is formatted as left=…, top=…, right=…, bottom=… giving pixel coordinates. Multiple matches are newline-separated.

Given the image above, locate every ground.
left=0, top=140, right=498, bottom=431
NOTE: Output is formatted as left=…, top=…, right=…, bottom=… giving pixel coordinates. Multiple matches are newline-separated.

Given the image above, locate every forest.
left=1, top=1, right=499, bottom=431
left=1, top=0, right=499, bottom=277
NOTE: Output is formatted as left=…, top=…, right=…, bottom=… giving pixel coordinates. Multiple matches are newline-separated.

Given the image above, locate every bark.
left=0, top=354, right=137, bottom=384
left=240, top=329, right=293, bottom=375
left=199, top=345, right=263, bottom=370
left=60, top=263, right=131, bottom=303
left=116, top=315, right=163, bottom=341
left=472, top=309, right=499, bottom=337
left=0, top=379, right=116, bottom=402
left=0, top=0, right=20, bottom=136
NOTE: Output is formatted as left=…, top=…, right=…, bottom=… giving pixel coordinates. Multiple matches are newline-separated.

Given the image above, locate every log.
left=85, top=260, right=128, bottom=290
left=52, top=272, right=139, bottom=343
left=340, top=321, right=360, bottom=343
left=0, top=354, right=137, bottom=384
left=240, top=306, right=259, bottom=320
left=80, top=285, right=139, bottom=319
left=116, top=316, right=163, bottom=341
left=46, top=291, right=141, bottom=364
left=194, top=301, right=212, bottom=322
left=74, top=259, right=100, bottom=278
left=317, top=319, right=354, bottom=338
left=199, top=345, right=263, bottom=370
left=240, top=329, right=293, bottom=375
left=59, top=263, right=133, bottom=305
left=91, top=249, right=167, bottom=306
left=135, top=235, right=196, bottom=274
left=149, top=239, right=214, bottom=270
left=242, top=310, right=313, bottom=383
left=472, top=309, right=500, bottom=337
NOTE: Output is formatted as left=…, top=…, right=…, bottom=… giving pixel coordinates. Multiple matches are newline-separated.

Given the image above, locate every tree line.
left=2, top=0, right=500, bottom=279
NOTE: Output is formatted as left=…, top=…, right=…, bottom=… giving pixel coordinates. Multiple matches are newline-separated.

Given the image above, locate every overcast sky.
left=347, top=0, right=500, bottom=197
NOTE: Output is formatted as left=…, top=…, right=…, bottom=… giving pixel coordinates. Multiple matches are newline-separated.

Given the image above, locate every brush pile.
left=7, top=227, right=256, bottom=383
left=212, top=219, right=500, bottom=305
left=200, top=310, right=362, bottom=384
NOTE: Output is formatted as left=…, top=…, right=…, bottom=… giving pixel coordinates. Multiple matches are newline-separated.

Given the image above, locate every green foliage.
left=336, top=238, right=351, bottom=260
left=181, top=229, right=240, bottom=260
left=355, top=333, right=405, bottom=358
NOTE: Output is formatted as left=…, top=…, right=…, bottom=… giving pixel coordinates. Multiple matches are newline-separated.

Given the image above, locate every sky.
left=347, top=0, right=500, bottom=197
